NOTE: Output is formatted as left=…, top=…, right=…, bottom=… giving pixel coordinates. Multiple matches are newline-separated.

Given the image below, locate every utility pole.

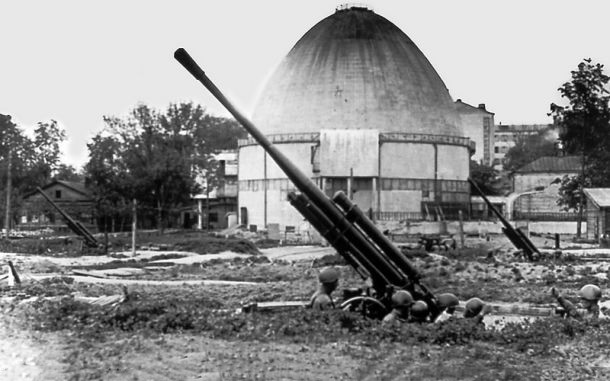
left=206, top=175, right=210, bottom=230
left=576, top=149, right=585, bottom=238
left=348, top=168, right=354, bottom=200
left=576, top=120, right=587, bottom=239
left=4, top=147, right=12, bottom=239
left=132, top=199, right=137, bottom=256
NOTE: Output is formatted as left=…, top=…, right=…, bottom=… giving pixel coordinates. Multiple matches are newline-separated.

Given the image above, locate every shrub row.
left=5, top=294, right=601, bottom=355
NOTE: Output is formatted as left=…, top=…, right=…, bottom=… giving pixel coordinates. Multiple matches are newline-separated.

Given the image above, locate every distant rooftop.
left=454, top=99, right=494, bottom=115
left=584, top=188, right=610, bottom=208
left=496, top=124, right=553, bottom=132
left=514, top=155, right=580, bottom=173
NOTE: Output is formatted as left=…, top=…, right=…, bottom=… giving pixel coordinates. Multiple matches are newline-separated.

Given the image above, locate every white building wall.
left=380, top=190, right=422, bottom=211
left=264, top=189, right=305, bottom=229
left=265, top=143, right=317, bottom=179
left=239, top=139, right=471, bottom=227
left=239, top=191, right=265, bottom=228
left=437, top=145, right=470, bottom=180
left=238, top=146, right=265, bottom=180
left=380, top=143, right=435, bottom=178
left=460, top=113, right=485, bottom=164
left=513, top=172, right=573, bottom=193
left=319, top=129, right=379, bottom=176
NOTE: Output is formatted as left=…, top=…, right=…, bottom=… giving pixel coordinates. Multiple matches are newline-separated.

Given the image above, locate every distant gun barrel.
left=468, top=178, right=539, bottom=260
left=36, top=187, right=99, bottom=248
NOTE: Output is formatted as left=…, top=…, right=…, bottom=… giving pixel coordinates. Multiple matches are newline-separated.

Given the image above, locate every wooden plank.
left=71, top=270, right=109, bottom=279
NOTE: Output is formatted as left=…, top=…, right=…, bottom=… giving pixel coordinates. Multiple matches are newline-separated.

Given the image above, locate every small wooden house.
left=584, top=188, right=610, bottom=241
left=20, top=180, right=95, bottom=232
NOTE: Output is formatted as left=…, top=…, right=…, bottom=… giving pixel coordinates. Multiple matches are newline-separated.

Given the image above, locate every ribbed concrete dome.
left=252, top=7, right=463, bottom=136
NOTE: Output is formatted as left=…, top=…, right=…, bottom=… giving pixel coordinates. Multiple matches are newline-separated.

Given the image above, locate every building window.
left=494, top=147, right=500, bottom=153
left=55, top=190, right=61, bottom=199
left=209, top=213, right=218, bottom=223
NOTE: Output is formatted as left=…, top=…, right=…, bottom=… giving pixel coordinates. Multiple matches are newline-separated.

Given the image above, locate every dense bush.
left=6, top=293, right=603, bottom=355
left=0, top=237, right=89, bottom=256
left=110, top=231, right=260, bottom=255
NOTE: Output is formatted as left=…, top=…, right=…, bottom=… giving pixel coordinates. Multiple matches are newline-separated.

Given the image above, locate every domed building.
left=237, top=6, right=473, bottom=231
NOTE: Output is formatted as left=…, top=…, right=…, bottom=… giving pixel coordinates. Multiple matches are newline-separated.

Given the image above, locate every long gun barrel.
left=36, top=187, right=99, bottom=248
left=174, top=48, right=440, bottom=315
left=288, top=192, right=372, bottom=281
left=468, top=178, right=539, bottom=260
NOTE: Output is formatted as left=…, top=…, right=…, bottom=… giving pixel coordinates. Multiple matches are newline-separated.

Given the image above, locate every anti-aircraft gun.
left=174, top=48, right=441, bottom=320
left=468, top=178, right=540, bottom=261
left=36, top=187, right=99, bottom=248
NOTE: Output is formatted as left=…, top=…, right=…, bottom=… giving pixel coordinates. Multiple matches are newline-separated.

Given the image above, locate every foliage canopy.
left=84, top=102, right=245, bottom=230
left=0, top=115, right=71, bottom=228
left=502, top=128, right=558, bottom=173
left=549, top=59, right=610, bottom=214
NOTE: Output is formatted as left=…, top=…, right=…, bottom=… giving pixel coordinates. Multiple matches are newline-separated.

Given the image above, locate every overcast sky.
left=2, top=0, right=609, bottom=169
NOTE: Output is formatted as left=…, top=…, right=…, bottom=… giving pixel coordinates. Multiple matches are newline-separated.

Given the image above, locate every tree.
left=85, top=102, right=244, bottom=231
left=550, top=58, right=610, bottom=237
left=53, top=164, right=84, bottom=182
left=470, top=160, right=500, bottom=195
left=502, top=128, right=558, bottom=173
left=0, top=115, right=69, bottom=228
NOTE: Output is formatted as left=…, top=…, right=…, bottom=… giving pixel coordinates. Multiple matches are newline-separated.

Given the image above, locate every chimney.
left=478, top=103, right=486, bottom=110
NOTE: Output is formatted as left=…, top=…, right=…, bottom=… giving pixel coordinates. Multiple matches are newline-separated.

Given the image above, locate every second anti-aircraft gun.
left=468, top=179, right=540, bottom=261
left=174, top=48, right=442, bottom=320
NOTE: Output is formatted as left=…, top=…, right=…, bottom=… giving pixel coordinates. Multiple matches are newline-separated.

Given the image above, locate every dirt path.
left=94, top=333, right=358, bottom=381
left=0, top=320, right=65, bottom=381
left=260, top=246, right=335, bottom=261
left=29, top=274, right=260, bottom=286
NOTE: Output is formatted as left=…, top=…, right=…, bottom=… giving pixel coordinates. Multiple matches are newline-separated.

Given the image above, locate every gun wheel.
left=340, top=296, right=387, bottom=319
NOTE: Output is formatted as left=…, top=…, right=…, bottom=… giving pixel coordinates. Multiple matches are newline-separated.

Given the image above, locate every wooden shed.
left=20, top=180, right=95, bottom=232
left=584, top=188, right=610, bottom=241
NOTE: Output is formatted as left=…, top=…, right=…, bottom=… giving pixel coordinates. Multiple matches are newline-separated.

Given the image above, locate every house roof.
left=514, top=156, right=580, bottom=174
left=454, top=99, right=494, bottom=115
left=584, top=188, right=610, bottom=208
left=24, top=180, right=91, bottom=199
left=53, top=181, right=90, bottom=196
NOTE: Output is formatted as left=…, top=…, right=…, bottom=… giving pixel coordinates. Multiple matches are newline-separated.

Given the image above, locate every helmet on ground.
left=391, top=290, right=414, bottom=307
left=312, top=294, right=333, bottom=310
left=464, top=297, right=485, bottom=318
left=410, top=300, right=429, bottom=320
left=437, top=293, right=459, bottom=309
left=318, top=267, right=339, bottom=284
left=579, top=284, right=602, bottom=301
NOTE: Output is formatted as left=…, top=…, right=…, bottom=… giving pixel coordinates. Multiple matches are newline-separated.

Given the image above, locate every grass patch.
left=110, top=231, right=260, bottom=255
left=5, top=293, right=599, bottom=356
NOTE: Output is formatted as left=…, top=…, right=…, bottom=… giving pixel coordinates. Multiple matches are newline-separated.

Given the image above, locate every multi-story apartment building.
left=493, top=124, right=556, bottom=171
left=191, top=150, right=238, bottom=230
left=455, top=99, right=495, bottom=167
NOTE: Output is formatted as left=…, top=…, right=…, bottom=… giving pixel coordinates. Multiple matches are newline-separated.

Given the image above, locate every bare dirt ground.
left=3, top=231, right=610, bottom=380
left=0, top=320, right=65, bottom=381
